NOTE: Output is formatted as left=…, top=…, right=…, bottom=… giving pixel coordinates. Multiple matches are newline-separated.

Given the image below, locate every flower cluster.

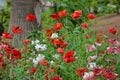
left=0, top=8, right=120, bottom=80
left=32, top=40, right=47, bottom=51
left=51, top=9, right=68, bottom=20
left=0, top=41, right=22, bottom=70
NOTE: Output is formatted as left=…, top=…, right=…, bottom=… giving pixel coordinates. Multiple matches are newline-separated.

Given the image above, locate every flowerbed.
left=0, top=9, right=120, bottom=80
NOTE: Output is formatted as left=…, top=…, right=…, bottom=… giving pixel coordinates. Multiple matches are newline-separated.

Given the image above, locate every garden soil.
left=91, top=14, right=120, bottom=40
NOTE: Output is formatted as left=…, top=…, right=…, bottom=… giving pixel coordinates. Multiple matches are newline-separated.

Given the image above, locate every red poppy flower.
left=77, top=68, right=87, bottom=76
left=96, top=38, right=102, bottom=44
left=58, top=9, right=68, bottom=17
left=100, top=51, right=105, bottom=55
left=51, top=14, right=60, bottom=20
left=54, top=23, right=63, bottom=31
left=61, top=41, right=68, bottom=48
left=71, top=10, right=82, bottom=20
left=59, top=39, right=68, bottom=48
left=86, top=34, right=91, bottom=39
left=0, top=54, right=5, bottom=69
left=52, top=75, right=62, bottom=80
left=109, top=27, right=117, bottom=35
left=12, top=25, right=23, bottom=34
left=45, top=29, right=53, bottom=37
left=3, top=47, right=12, bottom=59
left=51, top=10, right=67, bottom=20
left=22, top=39, right=31, bottom=44
left=39, top=60, right=49, bottom=66
left=53, top=39, right=61, bottom=47
left=87, top=13, right=96, bottom=19
left=108, top=66, right=115, bottom=71
left=104, top=71, right=118, bottom=80
left=52, top=38, right=68, bottom=48
left=63, top=50, right=76, bottom=63
left=93, top=67, right=105, bottom=76
left=57, top=48, right=64, bottom=54
left=81, top=22, right=88, bottom=28
left=12, top=48, right=22, bottom=59
left=0, top=61, right=6, bottom=69
left=108, top=39, right=116, bottom=44
left=1, top=32, right=13, bottom=39
left=26, top=14, right=36, bottom=21
left=97, top=33, right=103, bottom=38
left=32, top=66, right=37, bottom=73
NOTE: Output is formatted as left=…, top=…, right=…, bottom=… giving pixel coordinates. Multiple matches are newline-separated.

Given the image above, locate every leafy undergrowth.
left=0, top=9, right=120, bottom=80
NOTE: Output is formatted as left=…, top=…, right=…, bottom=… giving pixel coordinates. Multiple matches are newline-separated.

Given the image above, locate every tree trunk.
left=9, top=0, right=40, bottom=47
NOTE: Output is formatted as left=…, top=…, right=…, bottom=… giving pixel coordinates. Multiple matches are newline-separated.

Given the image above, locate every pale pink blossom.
left=0, top=43, right=8, bottom=50
left=107, top=47, right=113, bottom=53
left=113, top=47, right=120, bottom=54
left=88, top=45, right=96, bottom=52
left=109, top=39, right=120, bottom=46
left=87, top=54, right=98, bottom=63
left=95, top=42, right=102, bottom=46
left=107, top=46, right=120, bottom=54
left=87, top=62, right=97, bottom=70
left=83, top=72, right=95, bottom=80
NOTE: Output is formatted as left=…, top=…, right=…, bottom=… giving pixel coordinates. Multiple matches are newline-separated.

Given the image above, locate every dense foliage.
left=0, top=0, right=120, bottom=80
left=0, top=8, right=120, bottom=80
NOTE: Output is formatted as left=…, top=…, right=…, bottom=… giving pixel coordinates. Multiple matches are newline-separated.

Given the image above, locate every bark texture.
left=9, top=0, right=39, bottom=47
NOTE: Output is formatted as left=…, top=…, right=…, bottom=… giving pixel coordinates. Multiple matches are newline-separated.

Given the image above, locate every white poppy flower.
left=39, top=44, right=47, bottom=51
left=50, top=60, right=54, bottom=65
left=32, top=40, right=40, bottom=45
left=53, top=54, right=60, bottom=59
left=83, top=72, right=94, bottom=80
left=50, top=33, right=58, bottom=39
left=38, top=54, right=45, bottom=60
left=33, top=59, right=38, bottom=66
left=35, top=44, right=41, bottom=51
left=87, top=62, right=97, bottom=70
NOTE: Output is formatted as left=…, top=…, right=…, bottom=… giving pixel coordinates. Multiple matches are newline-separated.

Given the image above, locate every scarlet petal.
left=1, top=32, right=13, bottom=39
left=45, top=29, right=53, bottom=37
left=61, top=41, right=68, bottom=48
left=39, top=60, right=49, bottom=66
left=63, top=50, right=76, bottom=63
left=58, top=9, right=68, bottom=17
left=32, top=67, right=37, bottom=73
left=81, top=22, right=88, bottom=28
left=26, top=14, right=36, bottom=21
left=57, top=48, right=64, bottom=54
left=22, top=39, right=31, bottom=44
left=53, top=39, right=61, bottom=47
left=54, top=23, right=63, bottom=31
left=52, top=75, right=63, bottom=80
left=51, top=14, right=60, bottom=20
left=71, top=10, right=82, bottom=20
left=63, top=57, right=76, bottom=63
left=86, top=34, right=91, bottom=39
left=87, top=13, right=96, bottom=19
left=77, top=68, right=87, bottom=76
left=12, top=48, right=22, bottom=59
left=12, top=25, right=23, bottom=34
left=109, top=27, right=117, bottom=35
left=64, top=50, right=74, bottom=58
left=0, top=61, right=6, bottom=69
